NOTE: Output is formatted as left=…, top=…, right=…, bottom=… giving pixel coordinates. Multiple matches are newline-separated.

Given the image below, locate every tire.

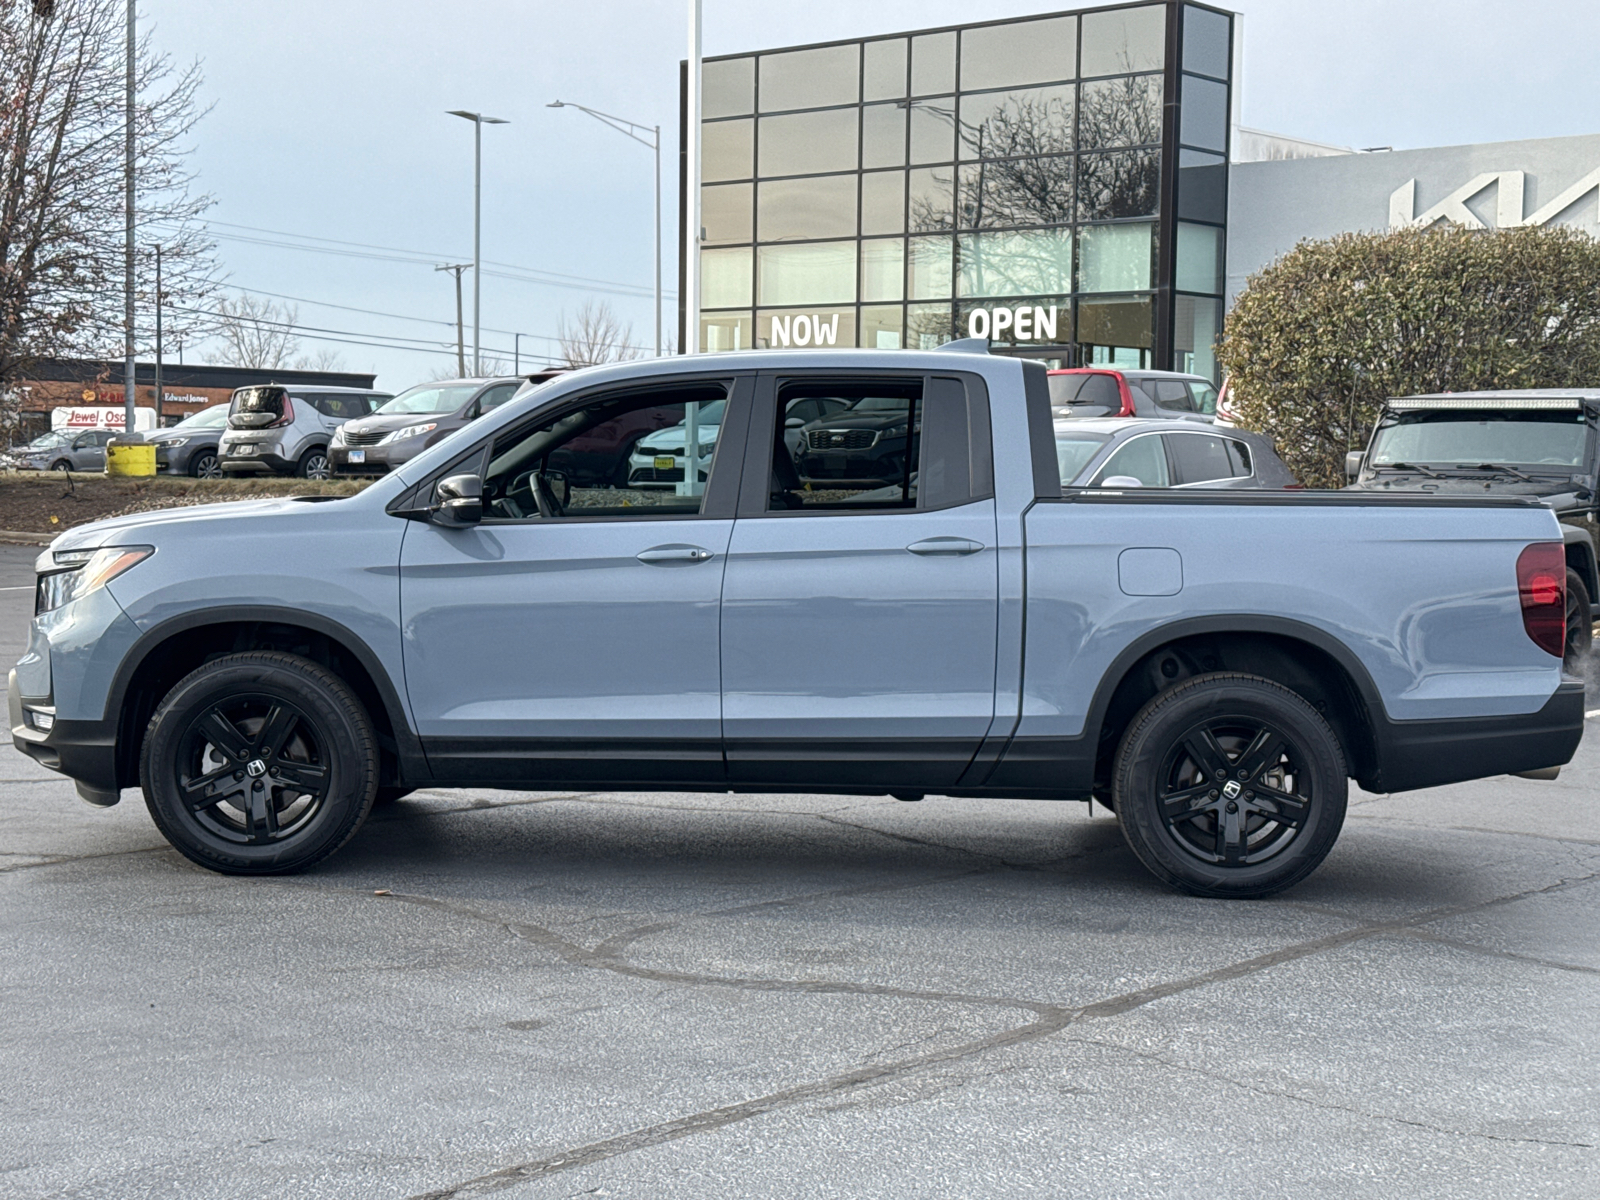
left=1112, top=672, right=1348, bottom=899
left=297, top=447, right=331, bottom=479
left=140, top=651, right=379, bottom=875
left=1564, top=569, right=1592, bottom=673
left=50, top=460, right=70, bottom=471
left=190, top=451, right=222, bottom=479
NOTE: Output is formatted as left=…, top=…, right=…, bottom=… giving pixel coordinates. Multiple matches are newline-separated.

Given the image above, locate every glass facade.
left=685, top=3, right=1234, bottom=378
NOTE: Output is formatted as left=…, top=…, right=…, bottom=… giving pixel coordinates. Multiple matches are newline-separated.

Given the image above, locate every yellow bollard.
left=105, top=442, right=157, bottom=477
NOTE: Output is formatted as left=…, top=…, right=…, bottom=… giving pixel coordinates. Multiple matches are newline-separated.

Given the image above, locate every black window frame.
left=737, top=368, right=993, bottom=518
left=388, top=373, right=754, bottom=527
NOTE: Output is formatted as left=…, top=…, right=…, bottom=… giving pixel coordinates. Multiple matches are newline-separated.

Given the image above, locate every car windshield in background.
left=1055, top=431, right=1110, bottom=482
left=175, top=406, right=229, bottom=429
left=1368, top=412, right=1589, bottom=469
left=846, top=395, right=910, bottom=413
left=377, top=384, right=481, bottom=416
left=28, top=432, right=70, bottom=449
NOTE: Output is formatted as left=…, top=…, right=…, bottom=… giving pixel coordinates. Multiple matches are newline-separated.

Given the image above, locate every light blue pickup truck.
left=9, top=348, right=1584, bottom=896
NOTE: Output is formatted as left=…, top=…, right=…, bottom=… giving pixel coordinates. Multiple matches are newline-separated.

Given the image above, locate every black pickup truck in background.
left=1346, top=389, right=1600, bottom=668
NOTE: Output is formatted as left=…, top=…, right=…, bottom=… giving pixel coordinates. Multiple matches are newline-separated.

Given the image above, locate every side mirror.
left=1100, top=475, right=1144, bottom=488
left=784, top=417, right=804, bottom=429
left=431, top=473, right=483, bottom=527
left=1344, top=451, right=1363, bottom=481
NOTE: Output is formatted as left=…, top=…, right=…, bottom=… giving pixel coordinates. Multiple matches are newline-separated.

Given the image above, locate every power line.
left=153, top=217, right=677, bottom=301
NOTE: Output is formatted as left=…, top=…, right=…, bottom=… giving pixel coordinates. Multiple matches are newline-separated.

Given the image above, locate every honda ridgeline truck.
left=11, top=348, right=1585, bottom=897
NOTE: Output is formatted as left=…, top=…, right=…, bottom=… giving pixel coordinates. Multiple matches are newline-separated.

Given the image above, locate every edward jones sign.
left=965, top=306, right=1061, bottom=341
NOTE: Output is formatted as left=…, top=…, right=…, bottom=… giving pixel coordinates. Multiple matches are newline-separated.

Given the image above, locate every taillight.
left=1516, top=542, right=1566, bottom=658
left=268, top=396, right=295, bottom=428
left=1114, top=375, right=1136, bottom=417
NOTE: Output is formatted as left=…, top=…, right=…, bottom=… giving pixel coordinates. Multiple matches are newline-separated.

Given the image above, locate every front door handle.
left=637, top=545, right=716, bottom=565
left=906, top=537, right=984, bottom=557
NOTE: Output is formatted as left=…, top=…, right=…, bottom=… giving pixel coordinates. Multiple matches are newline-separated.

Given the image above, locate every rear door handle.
left=637, top=545, right=716, bottom=564
left=906, top=537, right=984, bottom=557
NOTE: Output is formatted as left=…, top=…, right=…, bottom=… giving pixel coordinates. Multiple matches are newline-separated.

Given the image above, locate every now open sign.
left=965, top=306, right=1061, bottom=342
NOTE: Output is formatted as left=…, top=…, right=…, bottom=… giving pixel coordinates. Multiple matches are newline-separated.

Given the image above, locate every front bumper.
left=10, top=668, right=120, bottom=804
left=330, top=443, right=405, bottom=476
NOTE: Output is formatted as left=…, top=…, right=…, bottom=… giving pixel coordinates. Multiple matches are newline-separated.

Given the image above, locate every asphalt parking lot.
left=1, top=543, right=1597, bottom=1199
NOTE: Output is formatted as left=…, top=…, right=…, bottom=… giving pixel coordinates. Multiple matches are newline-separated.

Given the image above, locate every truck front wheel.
left=140, top=652, right=380, bottom=875
left=1112, top=673, right=1348, bottom=898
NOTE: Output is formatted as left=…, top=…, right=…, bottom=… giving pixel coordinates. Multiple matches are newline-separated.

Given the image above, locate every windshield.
left=377, top=384, right=481, bottom=416
left=669, top=398, right=726, bottom=425
left=174, top=404, right=229, bottom=430
left=847, top=395, right=912, bottom=413
left=1055, top=431, right=1110, bottom=482
left=25, top=432, right=71, bottom=450
left=1368, top=411, right=1590, bottom=470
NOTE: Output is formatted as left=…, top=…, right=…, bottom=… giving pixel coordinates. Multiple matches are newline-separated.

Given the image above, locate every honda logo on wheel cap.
left=246, top=759, right=267, bottom=777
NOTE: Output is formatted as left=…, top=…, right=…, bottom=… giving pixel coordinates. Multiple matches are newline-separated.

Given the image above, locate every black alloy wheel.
left=1564, top=569, right=1592, bottom=673
left=1113, top=673, right=1348, bottom=898
left=191, top=451, right=222, bottom=479
left=298, top=448, right=331, bottom=479
left=141, top=652, right=378, bottom=874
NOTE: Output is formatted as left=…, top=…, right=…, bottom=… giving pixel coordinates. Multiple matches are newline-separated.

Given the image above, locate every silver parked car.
left=11, top=428, right=116, bottom=472
left=219, top=385, right=390, bottom=479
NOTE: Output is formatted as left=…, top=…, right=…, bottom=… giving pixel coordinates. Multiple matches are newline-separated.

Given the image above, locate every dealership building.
left=679, top=1, right=1600, bottom=381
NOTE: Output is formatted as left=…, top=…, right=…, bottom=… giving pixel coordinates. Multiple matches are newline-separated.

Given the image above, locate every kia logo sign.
left=965, top=306, right=1061, bottom=342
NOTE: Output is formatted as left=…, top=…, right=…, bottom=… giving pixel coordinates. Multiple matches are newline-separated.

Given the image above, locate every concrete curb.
left=0, top=530, right=51, bottom=546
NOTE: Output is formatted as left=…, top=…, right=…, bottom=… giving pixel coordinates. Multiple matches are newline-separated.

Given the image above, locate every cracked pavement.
left=0, top=545, right=1596, bottom=1198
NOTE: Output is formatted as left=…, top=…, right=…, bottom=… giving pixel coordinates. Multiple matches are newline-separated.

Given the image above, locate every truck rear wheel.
left=140, top=652, right=379, bottom=875
left=1564, top=569, right=1592, bottom=673
left=1112, top=673, right=1347, bottom=898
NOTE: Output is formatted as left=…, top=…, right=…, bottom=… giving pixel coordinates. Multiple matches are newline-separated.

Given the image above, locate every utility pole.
left=436, top=263, right=470, bottom=376
left=154, top=245, right=163, bottom=423
left=124, top=0, right=136, bottom=431
left=447, top=111, right=508, bottom=375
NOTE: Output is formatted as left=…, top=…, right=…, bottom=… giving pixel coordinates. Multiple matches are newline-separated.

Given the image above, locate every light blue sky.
left=143, top=0, right=1597, bottom=389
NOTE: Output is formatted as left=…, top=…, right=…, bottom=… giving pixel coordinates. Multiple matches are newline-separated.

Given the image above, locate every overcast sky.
left=141, top=0, right=1598, bottom=390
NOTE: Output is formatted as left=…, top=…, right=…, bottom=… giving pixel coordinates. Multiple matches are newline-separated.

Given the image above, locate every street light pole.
left=547, top=100, right=663, bottom=356
left=686, top=0, right=702, bottom=354
left=154, top=245, right=163, bottom=424
left=447, top=110, right=509, bottom=375
left=124, top=0, right=136, bottom=432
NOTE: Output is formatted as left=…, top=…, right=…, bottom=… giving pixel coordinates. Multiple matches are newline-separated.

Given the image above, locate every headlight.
left=331, top=427, right=347, bottom=444
left=36, top=546, right=154, bottom=615
left=161, top=437, right=190, bottom=448
left=884, top=423, right=907, bottom=437
left=381, top=423, right=437, bottom=445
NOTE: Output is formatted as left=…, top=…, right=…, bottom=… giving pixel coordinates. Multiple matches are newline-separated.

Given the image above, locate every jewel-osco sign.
left=965, top=305, right=1062, bottom=341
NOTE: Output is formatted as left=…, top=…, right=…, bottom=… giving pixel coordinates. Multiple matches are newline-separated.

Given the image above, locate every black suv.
left=1346, top=388, right=1600, bottom=667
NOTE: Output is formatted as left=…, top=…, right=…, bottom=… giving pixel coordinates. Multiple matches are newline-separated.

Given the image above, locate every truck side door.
left=398, top=374, right=752, bottom=785
left=720, top=371, right=999, bottom=789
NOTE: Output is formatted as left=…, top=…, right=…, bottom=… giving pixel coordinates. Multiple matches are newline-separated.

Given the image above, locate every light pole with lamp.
left=446, top=110, right=509, bottom=375
left=547, top=100, right=662, bottom=359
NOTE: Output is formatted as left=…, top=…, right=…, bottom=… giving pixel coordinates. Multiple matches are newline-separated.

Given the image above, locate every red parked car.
left=1048, top=368, right=1220, bottom=423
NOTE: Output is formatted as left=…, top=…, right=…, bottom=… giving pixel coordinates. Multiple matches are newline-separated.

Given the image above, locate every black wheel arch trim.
left=1560, top=524, right=1598, bottom=598
left=104, top=605, right=428, bottom=787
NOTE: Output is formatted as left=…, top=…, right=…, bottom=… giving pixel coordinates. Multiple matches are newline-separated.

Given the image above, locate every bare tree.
left=0, top=0, right=218, bottom=387
left=211, top=294, right=300, bottom=369
left=294, top=346, right=346, bottom=373
left=558, top=299, right=643, bottom=368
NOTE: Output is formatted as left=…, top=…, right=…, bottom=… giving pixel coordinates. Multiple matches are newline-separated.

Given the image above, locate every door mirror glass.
left=432, top=473, right=483, bottom=526
left=784, top=416, right=804, bottom=429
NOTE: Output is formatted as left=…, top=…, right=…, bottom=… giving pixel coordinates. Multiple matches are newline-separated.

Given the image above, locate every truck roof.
left=1388, top=389, right=1600, bottom=411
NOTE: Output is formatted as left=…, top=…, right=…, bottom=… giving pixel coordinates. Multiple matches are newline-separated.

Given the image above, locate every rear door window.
left=476, top=384, right=518, bottom=413
left=1169, top=433, right=1236, bottom=484
left=1225, top=438, right=1252, bottom=477
left=1189, top=382, right=1219, bottom=414
left=1150, top=381, right=1195, bottom=411
left=1094, top=435, right=1170, bottom=486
